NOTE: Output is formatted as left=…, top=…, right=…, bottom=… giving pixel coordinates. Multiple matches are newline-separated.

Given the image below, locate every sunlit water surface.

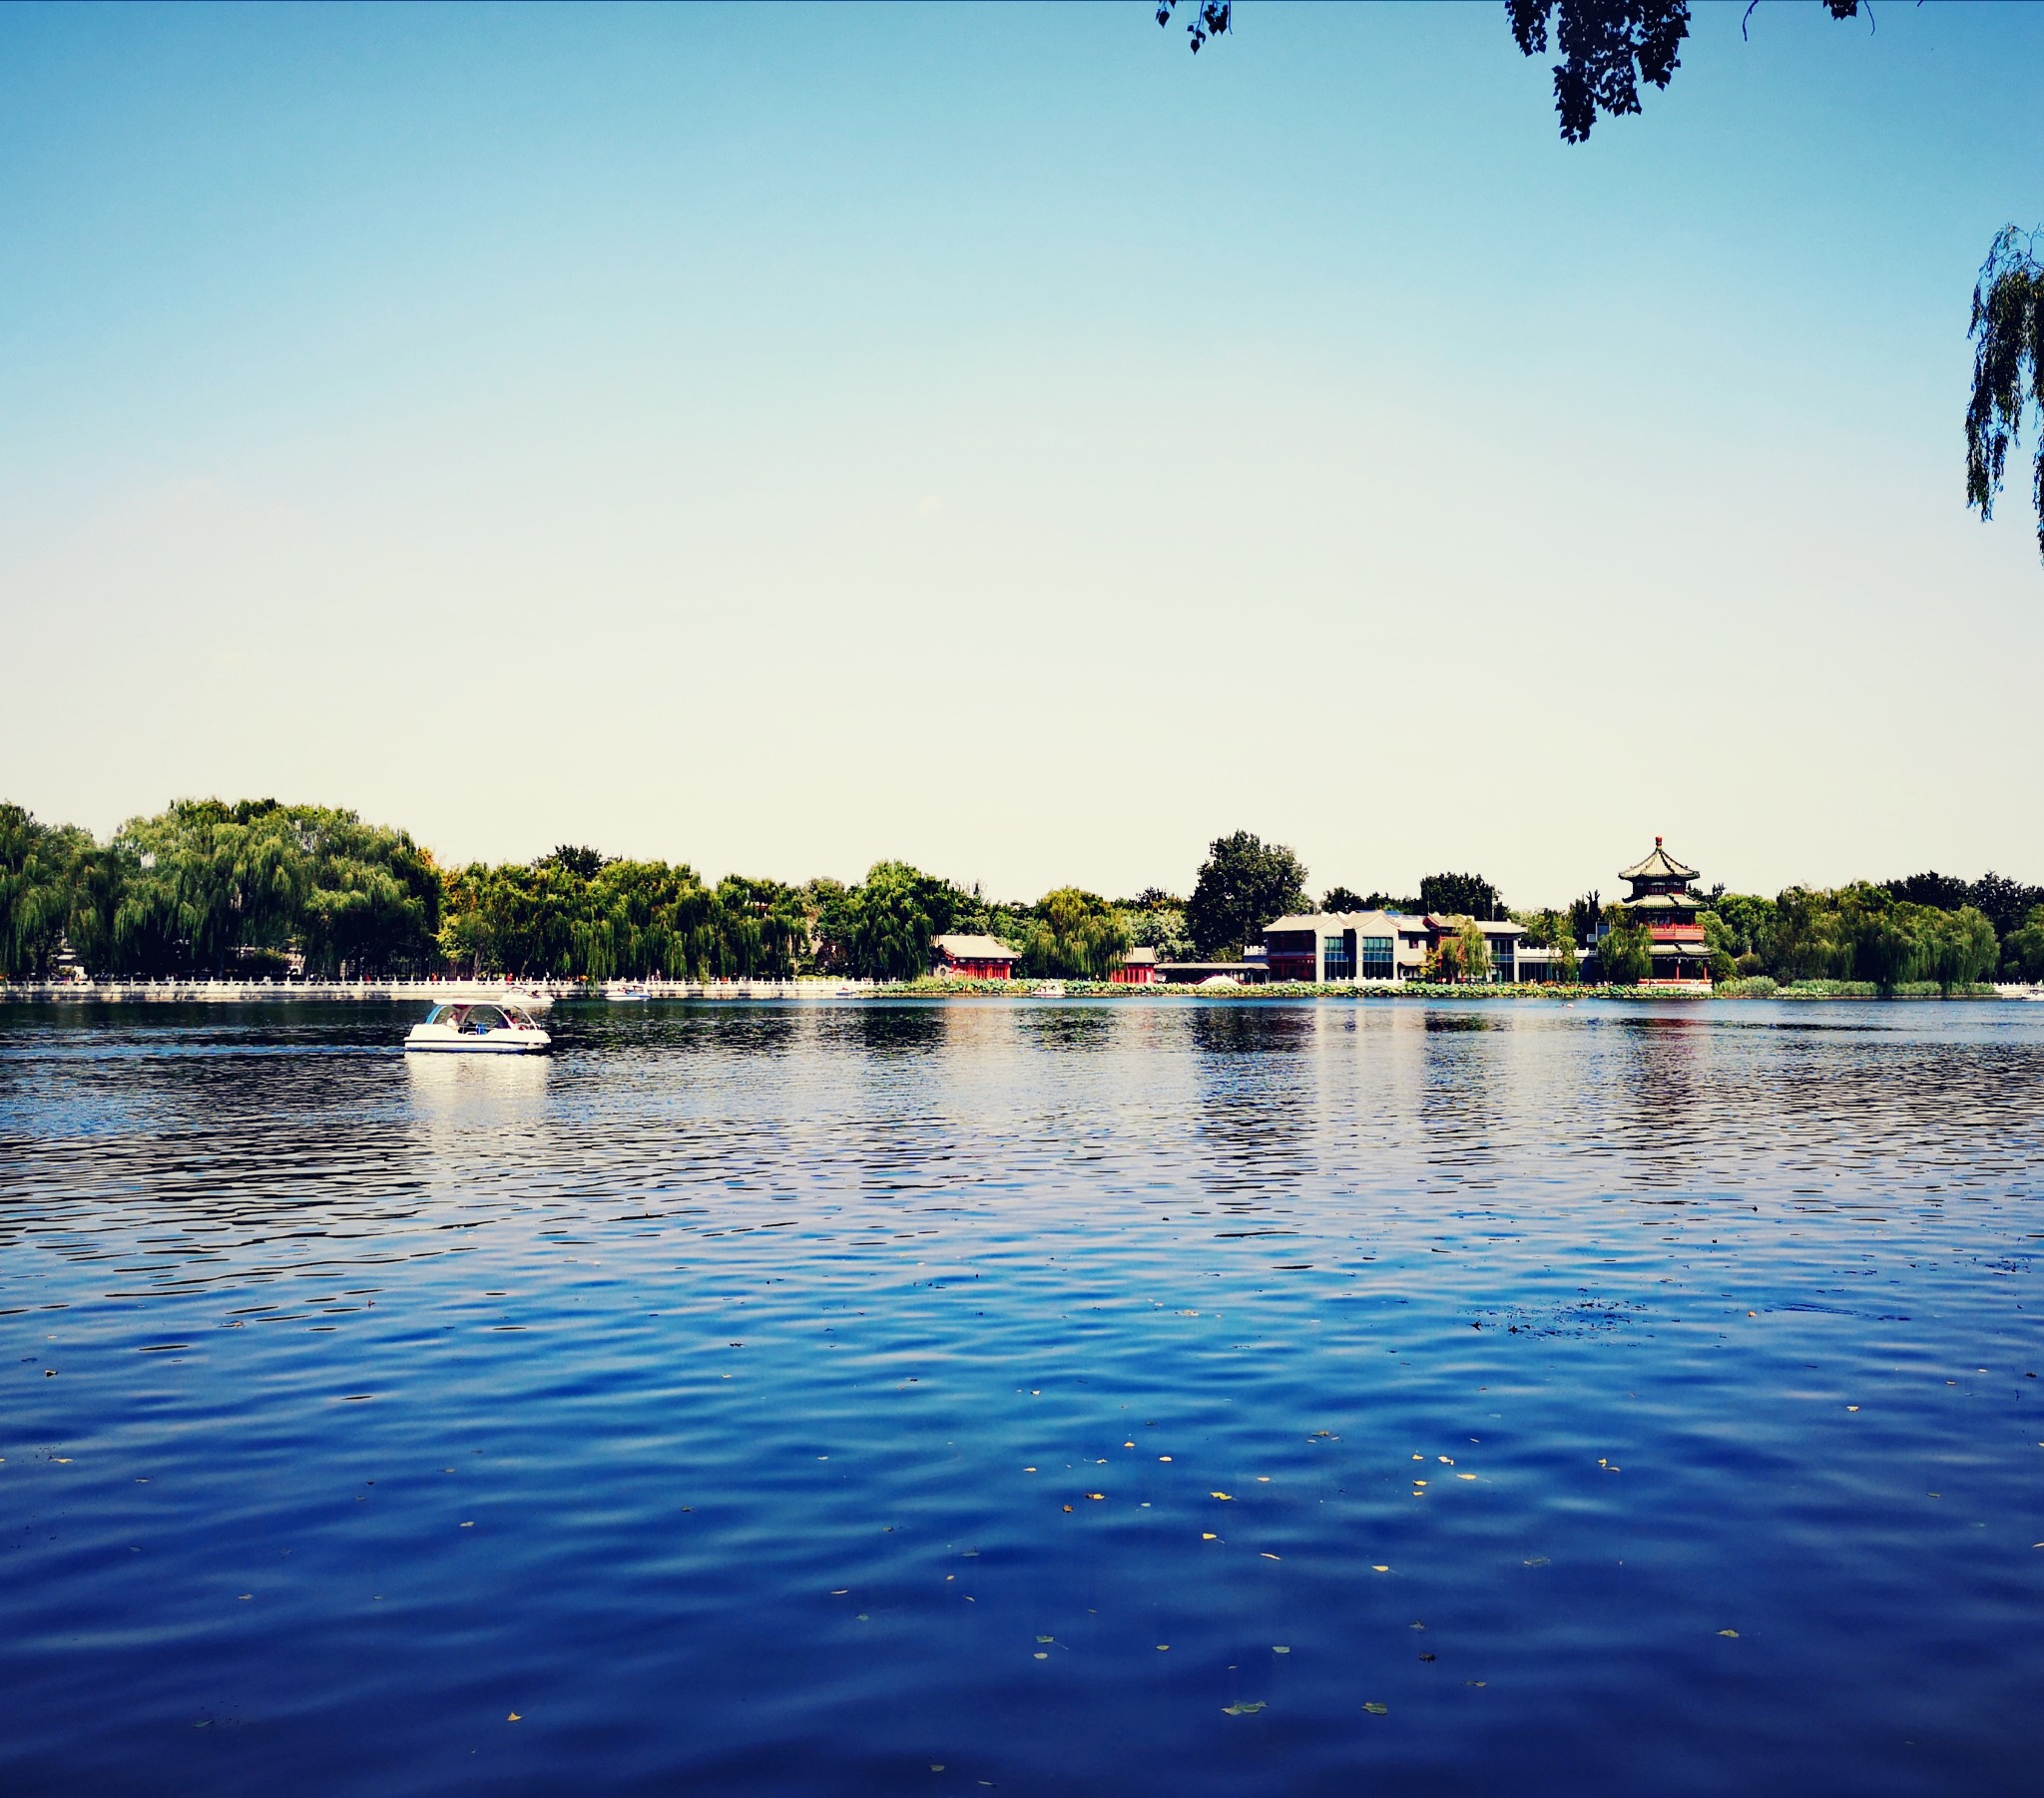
left=2, top=998, right=2041, bottom=1796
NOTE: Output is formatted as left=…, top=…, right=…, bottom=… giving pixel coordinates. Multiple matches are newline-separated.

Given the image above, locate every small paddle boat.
left=404, top=1001, right=552, bottom=1054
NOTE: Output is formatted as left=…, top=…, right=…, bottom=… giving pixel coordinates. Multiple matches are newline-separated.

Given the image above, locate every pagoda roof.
left=1620, top=893, right=1701, bottom=911
left=1618, top=838, right=1698, bottom=882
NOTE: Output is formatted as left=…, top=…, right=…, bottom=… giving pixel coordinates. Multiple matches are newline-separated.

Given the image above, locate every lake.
left=1, top=997, right=2040, bottom=1796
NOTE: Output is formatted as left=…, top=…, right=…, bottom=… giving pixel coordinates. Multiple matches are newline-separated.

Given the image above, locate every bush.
left=1716, top=975, right=1779, bottom=997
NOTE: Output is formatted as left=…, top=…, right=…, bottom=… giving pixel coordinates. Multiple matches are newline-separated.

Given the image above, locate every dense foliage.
left=8, top=796, right=2040, bottom=993
left=0, top=799, right=440, bottom=978
left=1186, top=831, right=1308, bottom=959
left=1420, top=871, right=1505, bottom=921
left=1700, top=885, right=2001, bottom=993
left=1965, top=226, right=2044, bottom=565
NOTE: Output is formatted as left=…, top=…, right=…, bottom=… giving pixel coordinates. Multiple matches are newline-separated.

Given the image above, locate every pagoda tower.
left=1616, top=837, right=1711, bottom=987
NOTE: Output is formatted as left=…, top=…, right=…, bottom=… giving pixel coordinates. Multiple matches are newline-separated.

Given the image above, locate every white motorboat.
left=404, top=1000, right=552, bottom=1054
left=607, top=982, right=651, bottom=1002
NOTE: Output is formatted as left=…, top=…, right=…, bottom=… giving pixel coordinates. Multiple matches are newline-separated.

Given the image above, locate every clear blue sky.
left=3, top=2, right=2040, bottom=905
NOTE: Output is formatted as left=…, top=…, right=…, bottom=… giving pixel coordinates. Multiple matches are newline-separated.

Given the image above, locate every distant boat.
left=607, top=983, right=651, bottom=1003
left=405, top=1001, right=551, bottom=1054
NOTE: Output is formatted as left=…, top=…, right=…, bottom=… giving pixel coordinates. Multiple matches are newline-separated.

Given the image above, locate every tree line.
left=5, top=800, right=2041, bottom=988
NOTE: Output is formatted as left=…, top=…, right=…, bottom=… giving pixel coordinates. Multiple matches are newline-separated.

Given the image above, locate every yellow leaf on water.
left=1371, top=1565, right=1390, bottom=1573
left=1261, top=1553, right=1280, bottom=1561
left=1036, top=1636, right=1054, bottom=1643
left=507, top=1712, right=521, bottom=1722
left=1457, top=1474, right=1477, bottom=1481
left=1212, top=1492, right=1234, bottom=1501
left=1202, top=1532, right=1219, bottom=1540
left=1718, top=1628, right=1740, bottom=1638
left=1087, top=1493, right=1105, bottom=1501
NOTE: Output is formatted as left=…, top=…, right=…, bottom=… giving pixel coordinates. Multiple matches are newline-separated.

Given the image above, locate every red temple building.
left=928, top=934, right=1021, bottom=981
left=1616, top=837, right=1712, bottom=989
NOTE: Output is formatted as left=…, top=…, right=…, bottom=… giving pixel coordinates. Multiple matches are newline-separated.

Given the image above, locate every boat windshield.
left=423, top=1003, right=519, bottom=1033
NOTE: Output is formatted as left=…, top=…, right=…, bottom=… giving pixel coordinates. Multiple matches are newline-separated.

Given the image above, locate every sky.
left=2, top=1, right=2041, bottom=907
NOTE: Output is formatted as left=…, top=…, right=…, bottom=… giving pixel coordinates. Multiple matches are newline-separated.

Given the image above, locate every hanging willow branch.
left=1965, top=226, right=2044, bottom=565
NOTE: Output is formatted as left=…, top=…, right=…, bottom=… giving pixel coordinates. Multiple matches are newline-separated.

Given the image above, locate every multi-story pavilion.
left=1617, top=837, right=1712, bottom=988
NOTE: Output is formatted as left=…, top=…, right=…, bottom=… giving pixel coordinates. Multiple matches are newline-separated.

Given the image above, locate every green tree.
left=1420, top=872, right=1503, bottom=921
left=1597, top=907, right=1653, bottom=985
left=0, top=804, right=76, bottom=978
left=1920, top=905, right=1998, bottom=994
left=1120, top=893, right=1194, bottom=963
left=1021, top=888, right=1133, bottom=979
left=1966, top=226, right=2044, bottom=566
left=2004, top=904, right=2044, bottom=981
left=1458, top=919, right=1492, bottom=983
left=1186, top=831, right=1307, bottom=959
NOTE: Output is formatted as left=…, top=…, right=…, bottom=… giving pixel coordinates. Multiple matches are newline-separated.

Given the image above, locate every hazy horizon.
left=5, top=3, right=2041, bottom=905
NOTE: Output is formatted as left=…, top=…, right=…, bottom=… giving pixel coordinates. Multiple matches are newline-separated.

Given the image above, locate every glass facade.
left=1360, top=936, right=1394, bottom=980
left=1321, top=932, right=1355, bottom=981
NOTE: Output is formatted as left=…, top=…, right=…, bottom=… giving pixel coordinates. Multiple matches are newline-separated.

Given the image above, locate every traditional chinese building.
left=1108, top=946, right=1159, bottom=985
left=928, top=934, right=1021, bottom=981
left=1616, top=837, right=1712, bottom=988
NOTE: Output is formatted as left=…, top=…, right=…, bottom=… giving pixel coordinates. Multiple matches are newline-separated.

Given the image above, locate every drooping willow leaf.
left=1965, top=225, right=2044, bottom=565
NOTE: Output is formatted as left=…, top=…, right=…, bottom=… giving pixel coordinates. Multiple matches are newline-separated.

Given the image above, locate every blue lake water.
left=2, top=997, right=2041, bottom=1796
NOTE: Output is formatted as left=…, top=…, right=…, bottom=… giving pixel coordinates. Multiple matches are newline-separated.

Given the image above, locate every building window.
left=1359, top=936, right=1393, bottom=980
left=1322, top=932, right=1354, bottom=981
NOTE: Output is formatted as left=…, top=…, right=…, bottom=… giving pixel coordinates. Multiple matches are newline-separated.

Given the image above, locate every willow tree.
left=1966, top=227, right=2044, bottom=565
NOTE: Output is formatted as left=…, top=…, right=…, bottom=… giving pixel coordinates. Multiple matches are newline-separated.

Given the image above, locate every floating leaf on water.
left=930, top=1765, right=944, bottom=1772
left=507, top=1712, right=521, bottom=1721
left=1846, top=1406, right=1859, bottom=1412
left=1273, top=1645, right=1290, bottom=1653
left=1157, top=1643, right=1169, bottom=1650
left=1087, top=1493, right=1105, bottom=1501
left=1523, top=1558, right=1550, bottom=1568
left=1457, top=1474, right=1477, bottom=1481
left=1362, top=1701, right=1388, bottom=1715
left=1717, top=1628, right=1740, bottom=1638
left=1062, top=1505, right=1073, bottom=1513
left=1036, top=1635, right=1054, bottom=1643
left=1371, top=1565, right=1389, bottom=1573
left=1033, top=1651, right=1048, bottom=1660
left=1221, top=1700, right=1266, bottom=1716
left=1261, top=1553, right=1280, bottom=1561
left=1202, top=1533, right=1218, bottom=1541
left=1212, top=1493, right=1234, bottom=1501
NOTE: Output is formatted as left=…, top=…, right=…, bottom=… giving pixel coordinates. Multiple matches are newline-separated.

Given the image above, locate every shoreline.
left=0, top=978, right=2024, bottom=1005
